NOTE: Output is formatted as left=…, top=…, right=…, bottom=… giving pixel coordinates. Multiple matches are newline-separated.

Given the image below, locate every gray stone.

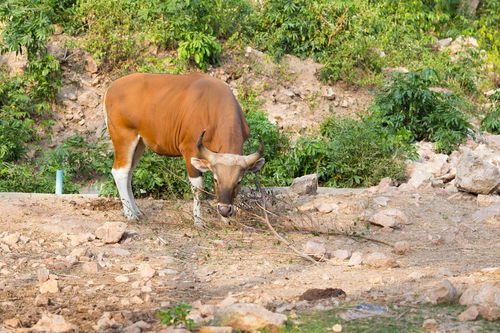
left=290, top=174, right=318, bottom=195
left=426, top=279, right=460, bottom=304
left=364, top=252, right=397, bottom=268
left=456, top=151, right=500, bottom=194
left=348, top=251, right=363, bottom=266
left=459, top=282, right=500, bottom=320
left=303, top=238, right=327, bottom=258
left=333, top=249, right=351, bottom=260
left=77, top=90, right=100, bottom=108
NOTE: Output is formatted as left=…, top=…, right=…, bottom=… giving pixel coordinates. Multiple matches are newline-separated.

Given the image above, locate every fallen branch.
left=254, top=176, right=318, bottom=264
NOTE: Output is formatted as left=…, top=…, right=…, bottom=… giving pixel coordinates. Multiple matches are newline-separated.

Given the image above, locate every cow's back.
left=105, top=73, right=249, bottom=158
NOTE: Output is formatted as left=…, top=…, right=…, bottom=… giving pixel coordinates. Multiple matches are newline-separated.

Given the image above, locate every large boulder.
left=460, top=282, right=500, bottom=321
left=456, top=151, right=500, bottom=194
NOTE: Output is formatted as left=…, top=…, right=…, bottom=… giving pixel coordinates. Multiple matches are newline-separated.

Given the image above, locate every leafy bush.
left=177, top=32, right=221, bottom=70
left=157, top=302, right=194, bottom=329
left=481, top=91, right=500, bottom=134
left=371, top=69, right=471, bottom=153
left=271, top=117, right=415, bottom=187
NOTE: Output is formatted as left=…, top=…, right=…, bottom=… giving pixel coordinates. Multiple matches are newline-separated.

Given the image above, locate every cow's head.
left=191, top=131, right=265, bottom=217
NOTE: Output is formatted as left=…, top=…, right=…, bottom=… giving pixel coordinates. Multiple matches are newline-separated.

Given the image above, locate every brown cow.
left=104, top=73, right=265, bottom=225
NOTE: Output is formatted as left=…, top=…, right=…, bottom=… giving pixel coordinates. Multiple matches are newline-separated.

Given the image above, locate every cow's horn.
left=245, top=137, right=264, bottom=166
left=197, top=130, right=216, bottom=162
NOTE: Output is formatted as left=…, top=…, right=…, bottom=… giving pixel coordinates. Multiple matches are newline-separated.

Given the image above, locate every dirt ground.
left=0, top=185, right=498, bottom=332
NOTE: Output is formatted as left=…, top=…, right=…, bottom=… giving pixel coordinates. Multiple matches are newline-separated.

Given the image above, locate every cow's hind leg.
left=128, top=138, right=146, bottom=217
left=111, top=135, right=142, bottom=221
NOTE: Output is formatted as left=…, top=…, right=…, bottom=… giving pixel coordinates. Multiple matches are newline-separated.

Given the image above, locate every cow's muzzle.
left=217, top=203, right=234, bottom=217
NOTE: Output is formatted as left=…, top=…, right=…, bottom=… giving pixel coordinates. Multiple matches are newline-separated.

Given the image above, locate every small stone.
left=214, top=303, right=287, bottom=331
left=138, top=263, right=156, bottom=279
left=200, top=304, right=217, bottom=317
left=316, top=202, right=339, bottom=213
left=2, top=233, right=20, bottom=246
left=92, top=312, right=119, bottom=331
left=40, top=279, right=59, bottom=294
left=130, top=296, right=144, bottom=304
left=111, top=248, right=130, bottom=256
left=373, top=196, right=389, bottom=206
left=84, top=55, right=98, bottom=74
left=38, top=268, right=50, bottom=283
left=69, top=233, right=95, bottom=246
left=77, top=90, right=100, bottom=108
left=115, top=275, right=129, bottom=283
left=4, top=318, right=21, bottom=328
left=333, top=249, right=351, bottom=260
left=393, top=241, right=411, bottom=255
left=364, top=252, right=397, bottom=268
left=369, top=208, right=408, bottom=228
left=422, top=318, right=438, bottom=330
left=95, top=222, right=127, bottom=244
left=332, top=323, right=343, bottom=332
left=70, top=248, right=87, bottom=258
left=82, top=262, right=102, bottom=274
left=121, top=263, right=136, bottom=272
left=31, top=313, right=77, bottom=332
left=123, top=321, right=150, bottom=333
left=35, top=294, right=49, bottom=306
left=477, top=194, right=500, bottom=207
left=408, top=271, right=426, bottom=281
left=348, top=251, right=363, bottom=266
left=458, top=306, right=479, bottom=322
left=199, top=327, right=233, bottom=333
left=303, top=238, right=327, bottom=258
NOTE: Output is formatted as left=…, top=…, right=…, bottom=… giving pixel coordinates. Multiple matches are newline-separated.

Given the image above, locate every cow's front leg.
left=189, top=176, right=204, bottom=227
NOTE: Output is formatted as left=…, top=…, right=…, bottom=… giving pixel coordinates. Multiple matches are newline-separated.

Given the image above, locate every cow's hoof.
left=124, top=210, right=142, bottom=221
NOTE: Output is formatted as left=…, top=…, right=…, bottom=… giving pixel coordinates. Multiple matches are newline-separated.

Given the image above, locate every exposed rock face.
left=289, top=174, right=318, bottom=196
left=456, top=151, right=500, bottom=194
left=214, top=303, right=287, bottom=331
left=426, top=279, right=460, bottom=304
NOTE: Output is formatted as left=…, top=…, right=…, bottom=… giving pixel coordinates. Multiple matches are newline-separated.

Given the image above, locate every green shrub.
left=177, top=32, right=221, bottom=71
left=481, top=91, right=500, bottom=134
left=157, top=302, right=193, bottom=329
left=271, top=117, right=415, bottom=188
left=371, top=69, right=471, bottom=154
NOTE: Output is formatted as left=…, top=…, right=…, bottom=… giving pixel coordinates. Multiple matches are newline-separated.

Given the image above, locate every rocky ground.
left=0, top=152, right=498, bottom=332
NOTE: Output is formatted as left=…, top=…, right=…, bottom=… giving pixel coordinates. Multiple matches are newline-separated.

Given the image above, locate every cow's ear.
left=191, top=158, right=211, bottom=173
left=248, top=158, right=265, bottom=173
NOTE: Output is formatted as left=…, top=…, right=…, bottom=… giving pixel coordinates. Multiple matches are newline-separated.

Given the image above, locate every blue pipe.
left=55, top=170, right=64, bottom=194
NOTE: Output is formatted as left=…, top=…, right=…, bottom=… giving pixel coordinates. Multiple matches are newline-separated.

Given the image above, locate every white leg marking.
left=128, top=138, right=146, bottom=217
left=189, top=176, right=204, bottom=227
left=112, top=167, right=139, bottom=220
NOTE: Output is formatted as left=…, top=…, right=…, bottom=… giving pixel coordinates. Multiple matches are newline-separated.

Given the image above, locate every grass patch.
left=278, top=304, right=500, bottom=333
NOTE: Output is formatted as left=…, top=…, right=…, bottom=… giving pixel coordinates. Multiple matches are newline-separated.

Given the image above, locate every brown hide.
left=105, top=73, right=250, bottom=177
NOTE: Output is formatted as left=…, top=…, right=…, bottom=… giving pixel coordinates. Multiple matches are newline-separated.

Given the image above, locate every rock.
left=408, top=271, right=427, bottom=281
left=348, top=251, right=363, bottom=266
left=373, top=196, right=389, bottom=206
left=393, top=241, right=411, bottom=255
left=35, top=294, right=50, bottom=306
left=4, top=318, right=21, bottom=328
left=214, top=303, right=287, bottom=331
left=69, top=233, right=95, bottom=246
left=459, top=282, right=500, bottom=320
left=470, top=205, right=500, bottom=224
left=373, top=177, right=394, bottom=193
left=218, top=295, right=237, bottom=309
left=456, top=151, right=500, bottom=194
left=111, top=247, right=131, bottom=256
left=199, top=304, right=217, bottom=317
left=138, top=263, right=156, bottom=279
left=47, top=43, right=66, bottom=61
left=289, top=174, right=318, bottom=196
left=0, top=51, right=28, bottom=76
left=2, top=232, right=20, bottom=246
left=322, top=87, right=336, bottom=100
left=84, top=55, right=98, bottom=74
left=364, top=253, right=397, bottom=268
left=422, top=318, right=438, bottom=330
left=435, top=37, right=453, bottom=50
left=40, top=279, right=59, bottom=294
left=123, top=321, right=150, bottom=333
left=121, top=263, right=136, bottom=272
left=115, top=275, right=129, bottom=283
left=38, top=268, right=50, bottom=283
left=316, top=202, right=339, bottom=213
left=458, top=305, right=479, bottom=322
left=82, top=262, right=102, bottom=274
left=31, top=313, right=77, bottom=332
left=332, top=324, right=343, bottom=332
left=199, top=327, right=233, bottom=333
left=477, top=194, right=500, bottom=207
left=299, top=288, right=346, bottom=301
left=95, top=222, right=127, bottom=244
left=368, top=208, right=408, bottom=228
left=303, top=238, right=327, bottom=258
left=77, top=90, right=100, bottom=108
left=92, top=312, right=120, bottom=331
left=426, top=279, right=459, bottom=304
left=382, top=67, right=410, bottom=74
left=333, top=249, right=351, bottom=260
